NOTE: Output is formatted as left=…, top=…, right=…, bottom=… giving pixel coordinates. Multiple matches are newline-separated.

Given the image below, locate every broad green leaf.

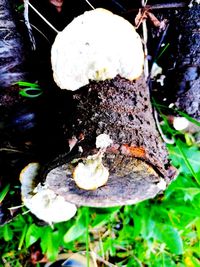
left=25, top=224, right=42, bottom=248
left=164, top=174, right=197, bottom=199
left=175, top=187, right=200, bottom=201
left=40, top=226, right=52, bottom=253
left=154, top=224, right=183, bottom=255
left=3, top=224, right=13, bottom=241
left=168, top=141, right=200, bottom=176
left=141, top=216, right=155, bottom=240
left=46, top=230, right=60, bottom=261
left=64, top=213, right=86, bottom=243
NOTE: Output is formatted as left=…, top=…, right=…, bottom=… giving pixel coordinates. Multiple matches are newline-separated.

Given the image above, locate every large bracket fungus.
left=20, top=8, right=177, bottom=222
left=51, top=8, right=144, bottom=90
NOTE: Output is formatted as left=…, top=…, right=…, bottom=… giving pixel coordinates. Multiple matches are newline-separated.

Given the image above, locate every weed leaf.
left=3, top=224, right=13, bottom=241
left=64, top=213, right=86, bottom=243
left=168, top=140, right=200, bottom=175
left=0, top=184, right=10, bottom=203
left=25, top=224, right=42, bottom=247
left=154, top=224, right=183, bottom=255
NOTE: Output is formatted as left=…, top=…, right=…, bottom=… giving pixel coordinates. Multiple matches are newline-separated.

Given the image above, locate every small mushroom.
left=20, top=163, right=77, bottom=224
left=95, top=133, right=113, bottom=149
left=73, top=153, right=109, bottom=190
left=173, top=116, right=189, bottom=131
left=73, top=134, right=112, bottom=190
left=51, top=8, right=144, bottom=91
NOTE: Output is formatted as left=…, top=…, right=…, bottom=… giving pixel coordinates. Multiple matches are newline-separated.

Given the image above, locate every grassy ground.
left=0, top=106, right=200, bottom=267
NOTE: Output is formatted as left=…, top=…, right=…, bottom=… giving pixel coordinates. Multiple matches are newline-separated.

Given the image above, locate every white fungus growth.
left=156, top=178, right=166, bottom=191
left=51, top=8, right=144, bottom=91
left=20, top=163, right=77, bottom=225
left=73, top=154, right=109, bottom=190
left=96, top=133, right=113, bottom=149
left=173, top=117, right=189, bottom=131
left=150, top=62, right=163, bottom=79
left=73, top=134, right=112, bottom=190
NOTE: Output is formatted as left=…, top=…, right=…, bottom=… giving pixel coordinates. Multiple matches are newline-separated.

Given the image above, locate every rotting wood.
left=45, top=76, right=177, bottom=207
left=124, top=2, right=187, bottom=14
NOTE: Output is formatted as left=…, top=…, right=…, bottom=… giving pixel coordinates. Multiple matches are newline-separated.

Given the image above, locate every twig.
left=146, top=2, right=186, bottom=10
left=20, top=19, right=50, bottom=43
left=23, top=0, right=36, bottom=50
left=153, top=109, right=175, bottom=144
left=141, top=0, right=149, bottom=80
left=28, top=2, right=59, bottom=34
left=124, top=2, right=186, bottom=14
left=84, top=0, right=95, bottom=10
left=111, top=0, right=127, bottom=12
left=94, top=253, right=118, bottom=267
left=0, top=148, right=25, bottom=153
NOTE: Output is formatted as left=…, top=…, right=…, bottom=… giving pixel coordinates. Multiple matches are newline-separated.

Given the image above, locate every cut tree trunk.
left=45, top=76, right=177, bottom=207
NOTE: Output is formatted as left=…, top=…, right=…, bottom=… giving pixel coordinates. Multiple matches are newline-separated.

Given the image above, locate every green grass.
left=0, top=109, right=200, bottom=266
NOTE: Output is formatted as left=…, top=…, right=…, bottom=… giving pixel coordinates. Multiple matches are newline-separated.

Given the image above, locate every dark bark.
left=0, top=0, right=26, bottom=88
left=174, top=4, right=200, bottom=120
left=0, top=0, right=42, bottom=224
left=162, top=4, right=200, bottom=120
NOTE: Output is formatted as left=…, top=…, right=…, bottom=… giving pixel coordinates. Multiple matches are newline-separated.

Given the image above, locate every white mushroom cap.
left=20, top=163, right=77, bottom=224
left=173, top=117, right=189, bottom=131
left=96, top=133, right=113, bottom=149
left=51, top=8, right=144, bottom=91
left=73, top=154, right=109, bottom=190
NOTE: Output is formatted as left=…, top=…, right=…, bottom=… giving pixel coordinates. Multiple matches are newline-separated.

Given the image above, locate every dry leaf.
left=147, top=12, right=167, bottom=30
left=147, top=12, right=162, bottom=27
left=135, top=8, right=148, bottom=28
left=49, top=0, right=64, bottom=12
left=135, top=8, right=167, bottom=31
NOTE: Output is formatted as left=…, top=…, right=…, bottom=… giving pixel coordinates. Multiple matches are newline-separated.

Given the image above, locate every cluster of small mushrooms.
left=20, top=8, right=144, bottom=224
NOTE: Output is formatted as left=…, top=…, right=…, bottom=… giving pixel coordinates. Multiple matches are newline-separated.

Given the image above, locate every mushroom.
left=73, top=134, right=112, bottom=190
left=20, top=163, right=77, bottom=225
left=51, top=8, right=144, bottom=91
left=73, top=153, right=109, bottom=190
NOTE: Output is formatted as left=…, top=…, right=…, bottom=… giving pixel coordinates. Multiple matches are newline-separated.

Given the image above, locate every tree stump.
left=45, top=75, right=177, bottom=207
